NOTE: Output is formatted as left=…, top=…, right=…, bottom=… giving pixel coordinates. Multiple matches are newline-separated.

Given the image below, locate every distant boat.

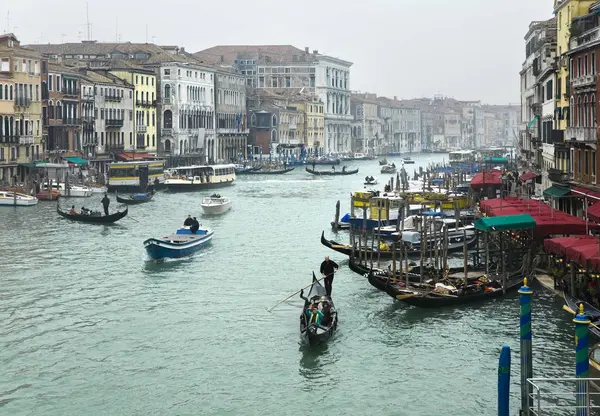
left=306, top=167, right=359, bottom=176
left=0, top=191, right=38, bottom=206
left=56, top=205, right=128, bottom=223
left=200, top=194, right=232, bottom=215
left=116, top=192, right=154, bottom=204
left=244, top=167, right=295, bottom=175
left=402, top=157, right=415, bottom=164
left=364, top=175, right=378, bottom=185
left=381, top=165, right=397, bottom=174
left=144, top=227, right=214, bottom=260
left=300, top=272, right=338, bottom=346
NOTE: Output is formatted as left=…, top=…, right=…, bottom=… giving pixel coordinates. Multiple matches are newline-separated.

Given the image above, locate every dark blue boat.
left=144, top=227, right=214, bottom=260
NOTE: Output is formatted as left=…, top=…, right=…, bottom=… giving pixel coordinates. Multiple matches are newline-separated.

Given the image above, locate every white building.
left=213, top=69, right=248, bottom=163
left=157, top=62, right=216, bottom=160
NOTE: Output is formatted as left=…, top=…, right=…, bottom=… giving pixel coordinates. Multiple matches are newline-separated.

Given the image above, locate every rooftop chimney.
left=313, top=50, right=318, bottom=55
left=220, top=55, right=224, bottom=63
left=304, top=47, right=309, bottom=53
left=394, top=96, right=397, bottom=100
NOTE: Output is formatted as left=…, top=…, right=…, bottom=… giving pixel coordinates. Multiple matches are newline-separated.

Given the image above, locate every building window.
left=593, top=52, right=597, bottom=75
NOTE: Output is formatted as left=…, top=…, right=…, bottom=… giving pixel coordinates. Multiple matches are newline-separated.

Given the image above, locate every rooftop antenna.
left=86, top=3, right=92, bottom=41
left=61, top=33, right=67, bottom=43
left=145, top=25, right=148, bottom=43
left=116, top=17, right=118, bottom=42
left=4, top=10, right=10, bottom=34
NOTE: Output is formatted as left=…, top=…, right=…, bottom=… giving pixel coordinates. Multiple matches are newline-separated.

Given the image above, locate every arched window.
left=9, top=85, right=13, bottom=100
left=251, top=114, right=256, bottom=127
left=570, top=97, right=574, bottom=127
left=271, top=129, right=277, bottom=142
left=163, top=109, right=172, bottom=128
left=592, top=95, right=597, bottom=127
left=164, top=84, right=171, bottom=100
left=48, top=100, right=55, bottom=119
left=578, top=96, right=583, bottom=127
left=584, top=95, right=589, bottom=127
left=0, top=84, right=2, bottom=100
left=152, top=134, right=155, bottom=148
left=3, top=84, right=7, bottom=99
left=272, top=115, right=277, bottom=127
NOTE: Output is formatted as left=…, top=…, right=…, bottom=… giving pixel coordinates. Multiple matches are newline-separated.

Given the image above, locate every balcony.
left=106, top=143, right=125, bottom=152
left=105, top=94, right=122, bottom=102
left=162, top=97, right=171, bottom=105
left=19, top=135, right=34, bottom=145
left=82, top=116, right=95, bottom=124
left=551, top=129, right=565, bottom=144
left=136, top=124, right=147, bottom=133
left=63, top=118, right=80, bottom=126
left=136, top=99, right=156, bottom=107
left=216, top=128, right=250, bottom=135
left=548, top=168, right=572, bottom=184
left=82, top=93, right=95, bottom=102
left=105, top=118, right=124, bottom=128
left=566, top=127, right=595, bottom=143
left=15, top=97, right=32, bottom=108
left=572, top=74, right=596, bottom=89
left=63, top=89, right=80, bottom=98
left=161, top=128, right=173, bottom=136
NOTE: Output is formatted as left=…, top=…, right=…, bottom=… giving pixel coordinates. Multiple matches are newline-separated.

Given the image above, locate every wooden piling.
left=463, top=228, right=468, bottom=288
left=333, top=200, right=340, bottom=232
left=420, top=215, right=425, bottom=283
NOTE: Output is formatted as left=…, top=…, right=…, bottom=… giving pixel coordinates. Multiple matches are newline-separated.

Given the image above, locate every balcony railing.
left=63, top=118, right=80, bottom=126
left=19, top=135, right=34, bottom=145
left=81, top=116, right=95, bottom=124
left=136, top=124, right=147, bottom=133
left=15, top=97, right=32, bottom=107
left=217, top=128, right=250, bottom=135
left=548, top=168, right=572, bottom=183
left=82, top=93, right=95, bottom=102
left=63, top=89, right=80, bottom=97
left=106, top=143, right=125, bottom=152
left=566, top=127, right=595, bottom=143
left=105, top=94, right=122, bottom=102
left=136, top=99, right=156, bottom=107
left=572, top=74, right=596, bottom=89
left=105, top=118, right=124, bottom=128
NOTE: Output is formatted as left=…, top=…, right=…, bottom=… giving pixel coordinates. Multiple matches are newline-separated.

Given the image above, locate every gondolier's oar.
left=267, top=277, right=326, bottom=313
left=563, top=304, right=600, bottom=331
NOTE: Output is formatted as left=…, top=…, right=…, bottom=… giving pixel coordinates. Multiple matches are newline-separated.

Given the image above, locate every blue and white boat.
left=143, top=226, right=214, bottom=260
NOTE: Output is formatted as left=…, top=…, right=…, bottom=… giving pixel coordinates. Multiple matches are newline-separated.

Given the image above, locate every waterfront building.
left=376, top=97, right=422, bottom=154
left=291, top=96, right=324, bottom=156
left=0, top=33, right=43, bottom=184
left=212, top=69, right=248, bottom=163
left=351, top=93, right=382, bottom=155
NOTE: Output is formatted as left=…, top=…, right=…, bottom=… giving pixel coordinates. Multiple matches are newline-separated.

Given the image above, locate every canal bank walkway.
left=535, top=269, right=563, bottom=297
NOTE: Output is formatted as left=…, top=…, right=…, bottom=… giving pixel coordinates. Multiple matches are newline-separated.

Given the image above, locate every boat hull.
left=200, top=201, right=232, bottom=215
left=60, top=189, right=93, bottom=197
left=0, top=192, right=39, bottom=206
left=57, top=206, right=128, bottom=223
left=166, top=180, right=234, bottom=192
left=116, top=193, right=153, bottom=204
left=144, top=231, right=214, bottom=260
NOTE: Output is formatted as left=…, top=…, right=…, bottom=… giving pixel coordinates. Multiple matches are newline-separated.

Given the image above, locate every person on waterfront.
left=184, top=215, right=194, bottom=226
left=320, top=256, right=339, bottom=297
left=101, top=193, right=110, bottom=216
left=190, top=217, right=200, bottom=234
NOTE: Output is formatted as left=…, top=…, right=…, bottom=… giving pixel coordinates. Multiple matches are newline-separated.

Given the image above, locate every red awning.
left=572, top=186, right=600, bottom=201
left=589, top=201, right=600, bottom=222
left=470, top=170, right=503, bottom=190
left=117, top=152, right=155, bottom=161
left=544, top=236, right=597, bottom=256
left=480, top=197, right=598, bottom=236
left=519, top=171, right=538, bottom=182
left=566, top=243, right=600, bottom=266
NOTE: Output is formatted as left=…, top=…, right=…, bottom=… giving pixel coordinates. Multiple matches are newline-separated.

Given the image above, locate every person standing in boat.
left=190, top=217, right=200, bottom=234
left=342, top=166, right=346, bottom=173
left=320, top=256, right=339, bottom=296
left=312, top=161, right=316, bottom=171
left=184, top=215, right=194, bottom=226
left=101, top=193, right=110, bottom=216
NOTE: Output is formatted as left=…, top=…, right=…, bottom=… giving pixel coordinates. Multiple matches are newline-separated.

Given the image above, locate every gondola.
left=305, top=167, right=359, bottom=176
left=379, top=159, right=388, bottom=166
left=394, top=256, right=535, bottom=308
left=320, top=230, right=478, bottom=259
left=57, top=205, right=128, bottom=224
left=235, top=166, right=262, bottom=174
left=300, top=272, right=338, bottom=346
left=244, top=167, right=295, bottom=175
left=116, top=192, right=153, bottom=204
left=563, top=292, right=600, bottom=338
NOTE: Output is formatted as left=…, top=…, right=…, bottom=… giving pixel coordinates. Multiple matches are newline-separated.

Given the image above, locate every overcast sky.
left=4, top=0, right=552, bottom=104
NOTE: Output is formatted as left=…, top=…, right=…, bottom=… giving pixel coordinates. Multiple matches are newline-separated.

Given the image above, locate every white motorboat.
left=42, top=180, right=93, bottom=197
left=200, top=194, right=232, bottom=215
left=364, top=175, right=378, bottom=185
left=89, top=186, right=108, bottom=194
left=0, top=191, right=38, bottom=206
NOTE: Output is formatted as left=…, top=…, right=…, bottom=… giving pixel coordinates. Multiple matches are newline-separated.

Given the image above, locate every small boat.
left=35, top=189, right=61, bottom=200
left=300, top=272, right=338, bottom=346
left=56, top=205, right=128, bottom=223
left=379, top=159, right=388, bottom=166
left=330, top=213, right=352, bottom=230
left=364, top=175, right=378, bottom=185
left=563, top=292, right=600, bottom=338
left=402, top=157, right=415, bottom=164
left=89, top=186, right=108, bottom=194
left=381, top=165, right=397, bottom=174
left=42, top=181, right=93, bottom=197
left=0, top=191, right=38, bottom=206
left=235, top=165, right=262, bottom=174
left=143, top=226, right=214, bottom=260
left=116, top=192, right=154, bottom=205
left=200, top=194, right=232, bottom=215
left=244, top=167, right=295, bottom=175
left=307, top=158, right=340, bottom=166
left=305, top=167, right=359, bottom=176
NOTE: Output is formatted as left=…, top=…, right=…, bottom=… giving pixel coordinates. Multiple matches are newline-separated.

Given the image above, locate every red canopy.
left=588, top=202, right=600, bottom=222
left=572, top=186, right=600, bottom=200
left=519, top=171, right=538, bottom=182
left=567, top=243, right=600, bottom=266
left=117, top=152, right=155, bottom=161
left=544, top=236, right=597, bottom=255
left=480, top=197, right=598, bottom=236
left=470, top=170, right=503, bottom=190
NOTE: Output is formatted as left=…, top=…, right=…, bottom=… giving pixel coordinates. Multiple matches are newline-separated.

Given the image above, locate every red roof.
left=519, top=171, right=538, bottom=182
left=544, top=236, right=597, bottom=256
left=480, top=197, right=598, bottom=236
left=589, top=201, right=600, bottom=222
left=572, top=186, right=600, bottom=200
left=470, top=170, right=503, bottom=190
left=117, top=152, right=155, bottom=161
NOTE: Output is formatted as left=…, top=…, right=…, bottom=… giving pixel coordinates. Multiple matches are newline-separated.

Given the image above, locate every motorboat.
left=381, top=164, right=397, bottom=174
left=364, top=175, right=378, bottom=185
left=89, top=186, right=108, bottom=194
left=0, top=191, right=38, bottom=206
left=200, top=194, right=232, bottom=215
left=144, top=226, right=214, bottom=260
left=402, top=157, right=415, bottom=164
left=42, top=180, right=92, bottom=197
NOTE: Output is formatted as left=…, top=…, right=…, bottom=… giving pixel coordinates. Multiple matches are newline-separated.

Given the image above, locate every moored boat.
left=143, top=226, right=214, bottom=260
left=42, top=181, right=93, bottom=197
left=235, top=165, right=262, bottom=174
left=56, top=205, right=128, bottom=223
left=381, top=164, right=397, bottom=174
left=35, top=189, right=61, bottom=200
left=243, top=167, right=295, bottom=175
left=0, top=191, right=38, bottom=206
left=116, top=192, right=154, bottom=204
left=563, top=292, right=600, bottom=338
left=300, top=272, right=338, bottom=346
left=364, top=175, right=378, bottom=185
left=200, top=194, right=232, bottom=215
left=305, top=166, right=359, bottom=176
left=165, top=164, right=236, bottom=191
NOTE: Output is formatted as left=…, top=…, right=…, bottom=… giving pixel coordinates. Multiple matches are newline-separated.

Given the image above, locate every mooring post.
left=498, top=345, right=511, bottom=416
left=333, top=200, right=340, bottom=232
left=519, top=278, right=533, bottom=415
left=574, top=303, right=590, bottom=416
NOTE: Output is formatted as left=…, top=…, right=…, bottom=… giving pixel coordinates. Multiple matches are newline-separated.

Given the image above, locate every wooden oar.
left=267, top=276, right=326, bottom=313
left=562, top=304, right=600, bottom=331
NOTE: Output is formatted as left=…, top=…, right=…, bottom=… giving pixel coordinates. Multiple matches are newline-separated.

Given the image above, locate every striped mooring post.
left=498, top=345, right=511, bottom=416
left=519, top=277, right=533, bottom=414
left=574, top=303, right=591, bottom=416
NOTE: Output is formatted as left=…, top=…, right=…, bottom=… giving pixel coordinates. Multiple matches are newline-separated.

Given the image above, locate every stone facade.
left=213, top=69, right=248, bottom=163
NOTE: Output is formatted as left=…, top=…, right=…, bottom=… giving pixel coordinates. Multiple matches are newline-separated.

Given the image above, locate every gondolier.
left=101, top=193, right=110, bottom=216
left=320, top=256, right=339, bottom=296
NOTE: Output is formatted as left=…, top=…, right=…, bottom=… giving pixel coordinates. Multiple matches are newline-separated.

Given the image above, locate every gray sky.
left=4, top=0, right=551, bottom=104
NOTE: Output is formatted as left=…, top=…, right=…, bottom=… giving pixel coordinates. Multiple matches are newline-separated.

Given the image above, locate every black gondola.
left=300, top=272, right=338, bottom=346
left=235, top=166, right=262, bottom=174
left=244, top=167, right=295, bottom=175
left=116, top=192, right=153, bottom=204
left=320, top=230, right=478, bottom=259
left=563, top=293, right=600, bottom=338
left=305, top=167, right=359, bottom=176
left=57, top=205, right=128, bottom=224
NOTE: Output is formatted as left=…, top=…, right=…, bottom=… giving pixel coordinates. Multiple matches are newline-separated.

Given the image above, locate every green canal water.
left=0, top=154, right=578, bottom=415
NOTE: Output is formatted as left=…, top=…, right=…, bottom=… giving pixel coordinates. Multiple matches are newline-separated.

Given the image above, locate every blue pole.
left=574, top=303, right=590, bottom=416
left=519, top=277, right=533, bottom=414
left=498, top=345, right=511, bottom=416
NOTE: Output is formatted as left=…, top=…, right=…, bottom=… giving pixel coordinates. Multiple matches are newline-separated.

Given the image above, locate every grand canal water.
left=0, top=154, right=579, bottom=415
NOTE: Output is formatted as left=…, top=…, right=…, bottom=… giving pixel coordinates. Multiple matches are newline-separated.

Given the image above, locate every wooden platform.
left=535, top=270, right=563, bottom=297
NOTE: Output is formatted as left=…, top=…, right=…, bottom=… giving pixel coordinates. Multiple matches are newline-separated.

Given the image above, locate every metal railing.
left=525, top=378, right=600, bottom=415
